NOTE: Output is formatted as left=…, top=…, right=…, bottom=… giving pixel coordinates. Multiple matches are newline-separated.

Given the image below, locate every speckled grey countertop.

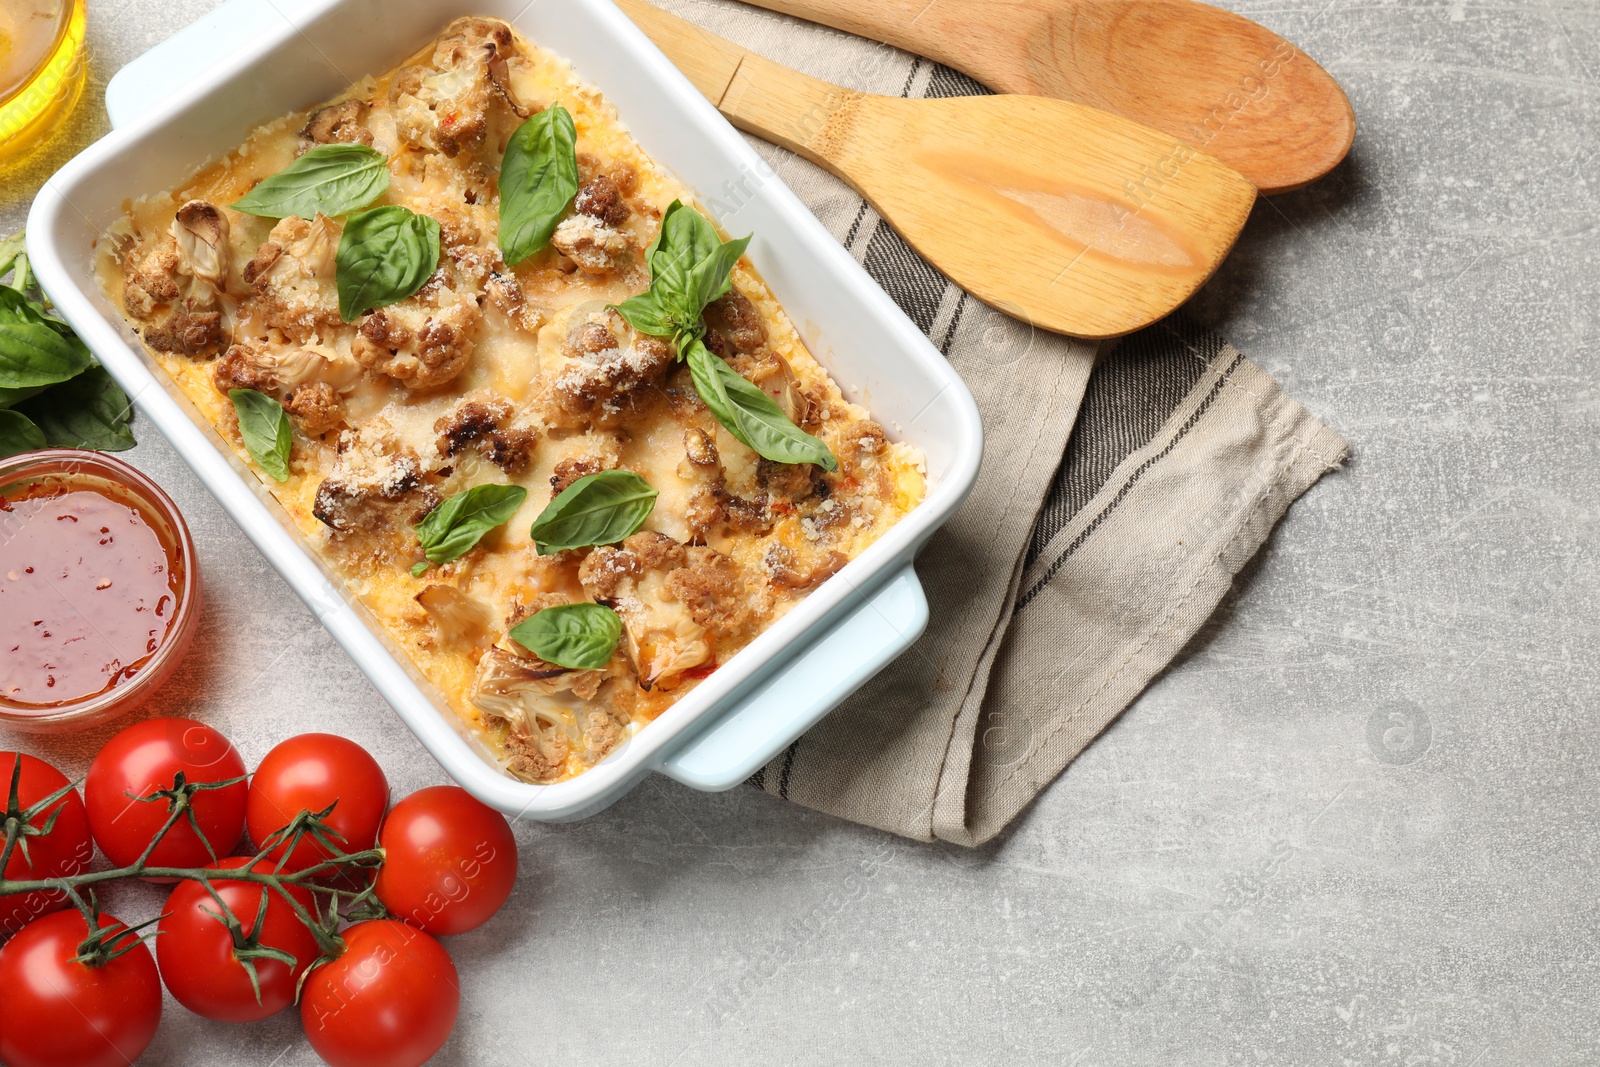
left=2, top=1, right=1596, bottom=1064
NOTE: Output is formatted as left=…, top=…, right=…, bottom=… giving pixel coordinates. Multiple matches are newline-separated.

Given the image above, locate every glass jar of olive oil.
left=0, top=0, right=86, bottom=167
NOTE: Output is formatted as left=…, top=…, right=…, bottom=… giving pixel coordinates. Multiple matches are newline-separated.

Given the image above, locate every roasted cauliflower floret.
left=142, top=304, right=227, bottom=359
left=351, top=286, right=480, bottom=391
left=281, top=382, right=345, bottom=437
left=434, top=207, right=494, bottom=287
left=674, top=427, right=775, bottom=542
left=120, top=220, right=228, bottom=357
left=703, top=289, right=767, bottom=359
left=299, top=100, right=374, bottom=149
left=171, top=200, right=230, bottom=293
left=548, top=313, right=673, bottom=428
left=121, top=237, right=181, bottom=319
left=238, top=215, right=343, bottom=344
left=434, top=396, right=536, bottom=473
left=389, top=17, right=516, bottom=159
left=484, top=271, right=545, bottom=334
left=573, top=174, right=632, bottom=229
left=212, top=342, right=361, bottom=396
left=764, top=543, right=849, bottom=591
left=312, top=418, right=432, bottom=532
left=414, top=585, right=495, bottom=655
left=836, top=419, right=891, bottom=484
left=213, top=343, right=361, bottom=434
left=471, top=613, right=625, bottom=783
left=549, top=454, right=610, bottom=495
left=551, top=214, right=636, bottom=277
left=579, top=532, right=746, bottom=690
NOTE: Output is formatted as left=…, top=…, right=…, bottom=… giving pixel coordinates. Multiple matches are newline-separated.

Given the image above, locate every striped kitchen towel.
left=657, top=0, right=1349, bottom=845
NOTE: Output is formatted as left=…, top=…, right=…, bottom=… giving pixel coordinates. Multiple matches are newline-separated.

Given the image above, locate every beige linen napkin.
left=654, top=1, right=1349, bottom=845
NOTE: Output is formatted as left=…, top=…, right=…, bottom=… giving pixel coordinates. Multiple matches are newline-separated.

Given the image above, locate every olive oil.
left=0, top=0, right=85, bottom=166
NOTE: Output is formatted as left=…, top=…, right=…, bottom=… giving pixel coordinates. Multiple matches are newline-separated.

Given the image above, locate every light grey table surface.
left=2, top=1, right=1595, bottom=1064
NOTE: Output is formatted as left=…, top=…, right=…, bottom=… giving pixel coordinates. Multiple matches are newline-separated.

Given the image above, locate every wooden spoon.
left=740, top=0, right=1355, bottom=195
left=617, top=0, right=1255, bottom=339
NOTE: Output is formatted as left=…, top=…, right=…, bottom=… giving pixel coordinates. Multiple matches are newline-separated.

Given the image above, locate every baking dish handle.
left=106, top=0, right=302, bottom=125
left=653, top=563, right=928, bottom=791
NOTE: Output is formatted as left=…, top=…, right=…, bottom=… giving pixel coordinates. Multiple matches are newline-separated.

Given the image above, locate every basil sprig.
left=336, top=206, right=441, bottom=321
left=685, top=337, right=837, bottom=470
left=0, top=232, right=136, bottom=459
left=229, top=388, right=292, bottom=482
left=508, top=602, right=623, bottom=670
left=614, top=202, right=836, bottom=470
left=413, top=484, right=529, bottom=575
left=614, top=200, right=750, bottom=342
left=0, top=285, right=72, bottom=335
left=499, top=105, right=579, bottom=266
left=18, top=367, right=136, bottom=452
left=529, top=470, right=657, bottom=555
left=232, top=144, right=391, bottom=220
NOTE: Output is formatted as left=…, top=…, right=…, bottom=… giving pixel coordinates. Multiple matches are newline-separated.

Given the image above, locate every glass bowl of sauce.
left=0, top=0, right=87, bottom=168
left=0, top=450, right=200, bottom=733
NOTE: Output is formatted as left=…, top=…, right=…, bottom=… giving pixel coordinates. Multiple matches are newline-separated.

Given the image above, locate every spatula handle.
left=617, top=0, right=857, bottom=169
left=721, top=55, right=863, bottom=167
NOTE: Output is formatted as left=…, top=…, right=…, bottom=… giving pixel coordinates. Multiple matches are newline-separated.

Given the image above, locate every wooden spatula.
left=738, top=0, right=1355, bottom=195
left=616, top=0, right=1256, bottom=339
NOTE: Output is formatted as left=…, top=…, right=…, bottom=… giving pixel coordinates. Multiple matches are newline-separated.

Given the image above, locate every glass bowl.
left=0, top=450, right=200, bottom=733
left=0, top=0, right=88, bottom=168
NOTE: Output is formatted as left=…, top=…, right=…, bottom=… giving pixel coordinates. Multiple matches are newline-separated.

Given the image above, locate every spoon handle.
left=743, top=0, right=985, bottom=70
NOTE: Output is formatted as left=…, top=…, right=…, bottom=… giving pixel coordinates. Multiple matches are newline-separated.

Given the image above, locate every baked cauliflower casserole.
left=97, top=16, right=926, bottom=783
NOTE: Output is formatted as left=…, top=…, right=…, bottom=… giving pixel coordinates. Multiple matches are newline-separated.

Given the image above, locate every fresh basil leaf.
left=686, top=232, right=752, bottom=316
left=646, top=201, right=722, bottom=319
left=508, top=602, right=622, bottom=670
left=618, top=201, right=751, bottom=342
left=18, top=367, right=135, bottom=451
left=498, top=105, right=579, bottom=266
left=612, top=290, right=678, bottom=339
left=0, top=409, right=45, bottom=458
left=336, top=205, right=441, bottom=321
left=231, top=143, right=391, bottom=220
left=229, top=388, right=292, bottom=481
left=0, top=322, right=91, bottom=389
left=529, top=470, right=657, bottom=555
left=415, top=483, right=529, bottom=566
left=0, top=287, right=70, bottom=334
left=686, top=337, right=837, bottom=470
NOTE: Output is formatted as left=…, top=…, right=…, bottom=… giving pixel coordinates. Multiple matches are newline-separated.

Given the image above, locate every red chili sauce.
left=0, top=479, right=184, bottom=708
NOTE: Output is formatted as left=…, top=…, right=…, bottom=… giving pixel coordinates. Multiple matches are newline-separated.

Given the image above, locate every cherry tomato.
left=247, top=733, right=388, bottom=873
left=300, top=919, right=460, bottom=1067
left=0, top=909, right=162, bottom=1067
left=0, top=752, right=94, bottom=939
left=374, top=786, right=517, bottom=936
left=156, top=857, right=321, bottom=1022
left=84, top=717, right=247, bottom=874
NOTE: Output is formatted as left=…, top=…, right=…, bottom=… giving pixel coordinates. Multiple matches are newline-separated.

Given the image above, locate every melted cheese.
left=97, top=16, right=926, bottom=784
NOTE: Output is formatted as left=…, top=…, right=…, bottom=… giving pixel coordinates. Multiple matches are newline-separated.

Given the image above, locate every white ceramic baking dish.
left=27, top=0, right=982, bottom=821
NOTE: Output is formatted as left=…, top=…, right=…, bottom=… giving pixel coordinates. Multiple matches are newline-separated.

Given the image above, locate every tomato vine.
left=0, top=753, right=383, bottom=982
